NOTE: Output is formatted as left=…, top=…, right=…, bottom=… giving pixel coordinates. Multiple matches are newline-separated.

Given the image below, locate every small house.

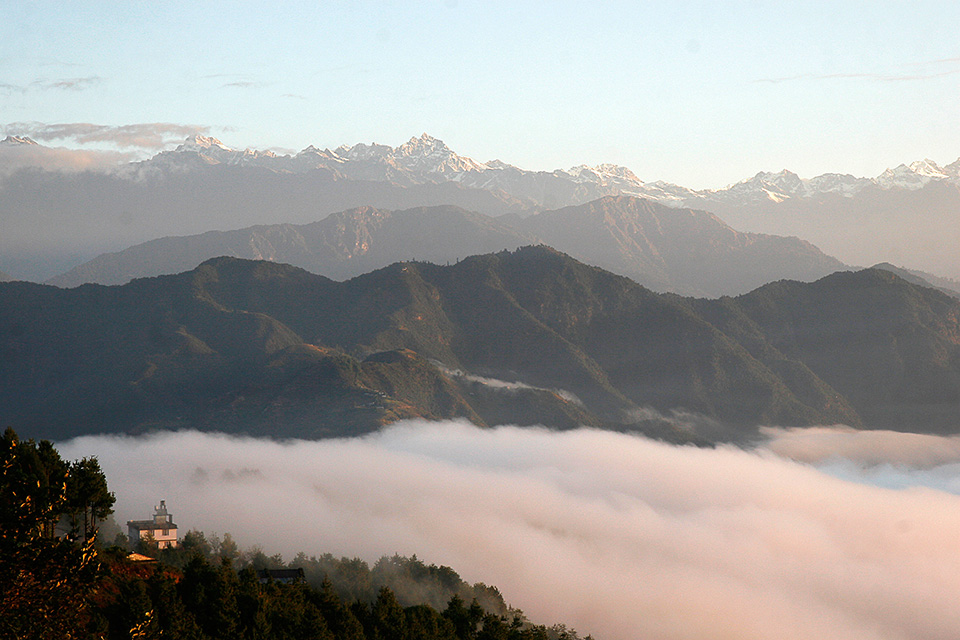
left=127, top=500, right=179, bottom=549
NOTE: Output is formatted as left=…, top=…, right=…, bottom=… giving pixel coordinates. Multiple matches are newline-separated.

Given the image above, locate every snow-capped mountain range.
left=131, top=133, right=960, bottom=209
left=1, top=135, right=39, bottom=146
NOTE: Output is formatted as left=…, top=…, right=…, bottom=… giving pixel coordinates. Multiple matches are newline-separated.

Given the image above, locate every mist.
left=763, top=426, right=960, bottom=494
left=57, top=421, right=960, bottom=640
left=0, top=144, right=135, bottom=176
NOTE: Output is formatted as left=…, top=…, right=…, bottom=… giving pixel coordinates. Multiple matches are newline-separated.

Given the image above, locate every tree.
left=0, top=427, right=104, bottom=640
left=372, top=587, right=407, bottom=640
left=218, top=532, right=240, bottom=562
left=65, top=456, right=115, bottom=541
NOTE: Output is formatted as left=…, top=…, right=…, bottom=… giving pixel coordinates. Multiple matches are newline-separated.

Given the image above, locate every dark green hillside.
left=3, top=247, right=959, bottom=441
left=720, top=269, right=960, bottom=432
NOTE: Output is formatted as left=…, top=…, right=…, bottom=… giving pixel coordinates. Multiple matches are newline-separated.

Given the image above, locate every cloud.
left=2, top=122, right=211, bottom=151
left=35, top=76, right=103, bottom=91
left=57, top=422, right=960, bottom=640
left=763, top=426, right=960, bottom=494
left=0, top=75, right=103, bottom=94
left=0, top=144, right=136, bottom=175
left=0, top=82, right=26, bottom=95
left=762, top=426, right=960, bottom=468
left=221, top=81, right=264, bottom=89
left=432, top=362, right=584, bottom=405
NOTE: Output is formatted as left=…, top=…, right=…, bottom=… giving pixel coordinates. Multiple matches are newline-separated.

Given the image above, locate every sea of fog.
left=58, top=421, right=960, bottom=640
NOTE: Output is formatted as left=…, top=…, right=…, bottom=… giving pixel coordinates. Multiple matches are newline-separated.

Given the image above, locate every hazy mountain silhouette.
left=48, top=196, right=846, bottom=297
left=47, top=205, right=535, bottom=287
left=0, top=165, right=529, bottom=281
left=515, top=196, right=846, bottom=296
left=702, top=182, right=960, bottom=280
left=870, top=262, right=960, bottom=298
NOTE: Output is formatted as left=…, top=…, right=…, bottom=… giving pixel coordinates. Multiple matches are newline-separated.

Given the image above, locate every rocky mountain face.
left=4, top=247, right=958, bottom=442
left=48, top=196, right=846, bottom=297
left=514, top=196, right=846, bottom=296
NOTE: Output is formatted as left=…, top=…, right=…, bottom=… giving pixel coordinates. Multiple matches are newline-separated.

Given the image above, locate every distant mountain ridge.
left=4, top=132, right=959, bottom=281
left=4, top=247, right=959, bottom=442
left=871, top=263, right=960, bottom=299
left=134, top=135, right=960, bottom=281
left=47, top=205, right=535, bottom=288
left=48, top=196, right=846, bottom=297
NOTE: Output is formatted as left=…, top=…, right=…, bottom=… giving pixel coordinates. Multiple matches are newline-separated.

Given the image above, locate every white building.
left=127, top=500, right=179, bottom=549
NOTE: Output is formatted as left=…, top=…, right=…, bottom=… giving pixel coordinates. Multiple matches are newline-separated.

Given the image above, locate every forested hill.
left=2, top=246, right=959, bottom=442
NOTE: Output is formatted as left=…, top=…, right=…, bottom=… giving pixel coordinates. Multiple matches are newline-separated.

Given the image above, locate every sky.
left=58, top=421, right=960, bottom=640
left=3, top=1, right=960, bottom=189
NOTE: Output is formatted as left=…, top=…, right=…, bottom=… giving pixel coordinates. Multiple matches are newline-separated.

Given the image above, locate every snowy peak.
left=393, top=133, right=488, bottom=174
left=396, top=132, right=449, bottom=156
left=762, top=169, right=803, bottom=193
left=1, top=135, right=39, bottom=146
left=804, top=173, right=872, bottom=195
left=908, top=158, right=947, bottom=178
left=176, top=135, right=233, bottom=152
left=876, top=159, right=951, bottom=190
left=332, top=141, right=394, bottom=163
left=566, top=164, right=644, bottom=186
left=331, top=134, right=488, bottom=175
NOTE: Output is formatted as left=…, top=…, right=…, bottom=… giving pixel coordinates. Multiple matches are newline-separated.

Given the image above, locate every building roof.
left=126, top=553, right=158, bottom=563
left=127, top=519, right=178, bottom=530
left=256, top=568, right=305, bottom=583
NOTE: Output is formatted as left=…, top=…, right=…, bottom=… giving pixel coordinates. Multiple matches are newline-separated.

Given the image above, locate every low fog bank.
left=763, top=425, right=960, bottom=494
left=59, top=421, right=960, bottom=640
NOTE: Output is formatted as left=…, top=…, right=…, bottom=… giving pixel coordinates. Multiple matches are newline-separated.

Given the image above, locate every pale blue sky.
left=3, top=0, right=960, bottom=188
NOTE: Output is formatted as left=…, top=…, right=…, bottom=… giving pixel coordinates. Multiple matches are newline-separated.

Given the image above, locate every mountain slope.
left=9, top=247, right=958, bottom=443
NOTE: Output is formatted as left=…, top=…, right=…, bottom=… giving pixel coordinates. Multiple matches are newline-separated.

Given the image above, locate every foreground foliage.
left=0, top=427, right=114, bottom=639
